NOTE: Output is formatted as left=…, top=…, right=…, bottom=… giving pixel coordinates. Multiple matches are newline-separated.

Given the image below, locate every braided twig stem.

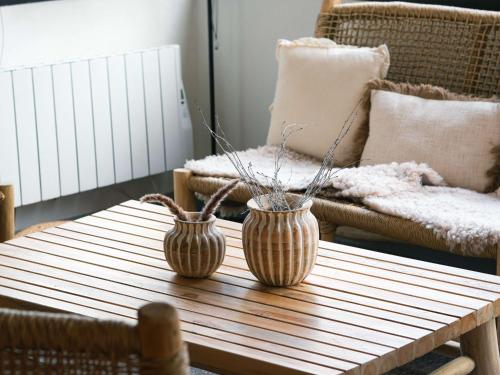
left=199, top=179, right=239, bottom=221
left=140, top=194, right=189, bottom=222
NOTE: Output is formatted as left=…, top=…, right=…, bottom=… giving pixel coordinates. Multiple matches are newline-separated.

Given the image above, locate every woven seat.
left=174, top=0, right=500, bottom=268
left=186, top=175, right=498, bottom=258
left=0, top=302, right=189, bottom=374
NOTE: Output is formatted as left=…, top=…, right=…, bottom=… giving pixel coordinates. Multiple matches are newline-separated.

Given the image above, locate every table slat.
left=87, top=208, right=488, bottom=316
left=2, top=200, right=500, bottom=375
left=51, top=222, right=462, bottom=325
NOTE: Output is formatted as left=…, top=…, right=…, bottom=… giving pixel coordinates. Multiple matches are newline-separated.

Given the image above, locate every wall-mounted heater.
left=0, top=45, right=193, bottom=207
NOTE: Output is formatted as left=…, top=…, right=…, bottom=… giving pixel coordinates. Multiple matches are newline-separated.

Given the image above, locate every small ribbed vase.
left=242, top=198, right=319, bottom=286
left=164, top=213, right=225, bottom=278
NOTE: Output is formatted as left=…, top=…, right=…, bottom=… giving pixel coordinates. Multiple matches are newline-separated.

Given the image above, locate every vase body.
left=164, top=213, right=225, bottom=278
left=242, top=198, right=319, bottom=286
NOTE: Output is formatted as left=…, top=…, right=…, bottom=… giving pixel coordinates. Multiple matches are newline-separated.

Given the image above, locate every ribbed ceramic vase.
left=164, top=213, right=225, bottom=278
left=242, top=197, right=319, bottom=286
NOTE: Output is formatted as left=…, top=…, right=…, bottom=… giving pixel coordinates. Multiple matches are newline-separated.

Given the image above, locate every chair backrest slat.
left=316, top=2, right=500, bottom=97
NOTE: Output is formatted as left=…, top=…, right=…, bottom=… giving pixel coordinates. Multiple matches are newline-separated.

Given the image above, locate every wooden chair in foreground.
left=0, top=302, right=189, bottom=374
left=0, top=184, right=66, bottom=242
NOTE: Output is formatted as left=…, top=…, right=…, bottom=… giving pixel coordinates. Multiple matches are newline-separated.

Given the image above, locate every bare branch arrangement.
left=141, top=179, right=239, bottom=222
left=199, top=103, right=360, bottom=211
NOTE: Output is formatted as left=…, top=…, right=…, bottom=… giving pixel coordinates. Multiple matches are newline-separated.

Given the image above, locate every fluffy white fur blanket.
left=185, top=145, right=500, bottom=256
left=186, top=145, right=321, bottom=190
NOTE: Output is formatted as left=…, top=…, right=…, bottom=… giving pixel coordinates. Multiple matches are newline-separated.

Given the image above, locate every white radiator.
left=0, top=45, right=193, bottom=207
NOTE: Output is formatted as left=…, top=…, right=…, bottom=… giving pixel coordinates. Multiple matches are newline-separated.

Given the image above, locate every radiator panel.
left=72, top=60, right=98, bottom=192
left=107, top=55, right=133, bottom=184
left=32, top=65, right=60, bottom=201
left=160, top=47, right=192, bottom=171
left=12, top=69, right=42, bottom=206
left=0, top=72, right=21, bottom=206
left=142, top=49, right=166, bottom=176
left=0, top=45, right=193, bottom=207
left=52, top=63, right=80, bottom=198
left=89, top=58, right=115, bottom=188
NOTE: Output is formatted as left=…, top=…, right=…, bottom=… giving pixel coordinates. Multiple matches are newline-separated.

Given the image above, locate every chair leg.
left=173, top=168, right=197, bottom=212
left=138, top=303, right=189, bottom=374
left=461, top=319, right=500, bottom=375
left=496, top=244, right=500, bottom=350
left=428, top=356, right=475, bottom=375
left=319, top=221, right=337, bottom=242
left=0, top=184, right=15, bottom=242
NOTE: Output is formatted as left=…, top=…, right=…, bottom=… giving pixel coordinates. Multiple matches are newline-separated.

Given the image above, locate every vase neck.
left=174, top=219, right=215, bottom=232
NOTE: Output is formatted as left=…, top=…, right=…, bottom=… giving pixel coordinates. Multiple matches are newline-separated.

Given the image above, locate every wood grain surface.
left=1, top=200, right=500, bottom=375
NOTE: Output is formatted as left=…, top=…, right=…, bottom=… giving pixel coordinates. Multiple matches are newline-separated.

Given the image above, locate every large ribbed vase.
left=242, top=198, right=319, bottom=286
left=164, top=213, right=225, bottom=278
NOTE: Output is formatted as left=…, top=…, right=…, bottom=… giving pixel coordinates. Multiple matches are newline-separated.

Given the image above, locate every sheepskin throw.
left=186, top=146, right=321, bottom=190
left=185, top=146, right=500, bottom=256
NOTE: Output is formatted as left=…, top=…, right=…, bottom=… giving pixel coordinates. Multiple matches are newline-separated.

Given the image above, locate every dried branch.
left=199, top=108, right=266, bottom=209
left=140, top=194, right=189, bottom=221
left=296, top=102, right=361, bottom=208
left=199, top=179, right=239, bottom=221
left=198, top=101, right=360, bottom=212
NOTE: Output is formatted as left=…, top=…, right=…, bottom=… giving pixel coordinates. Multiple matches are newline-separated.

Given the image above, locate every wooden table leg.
left=461, top=319, right=500, bottom=375
left=318, top=221, right=337, bottom=242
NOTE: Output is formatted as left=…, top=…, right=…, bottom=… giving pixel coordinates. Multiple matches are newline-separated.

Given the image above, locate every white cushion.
left=266, top=38, right=390, bottom=164
left=361, top=90, right=500, bottom=192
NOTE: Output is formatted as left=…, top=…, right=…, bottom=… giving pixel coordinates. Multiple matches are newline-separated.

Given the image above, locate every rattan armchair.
left=173, top=1, right=500, bottom=266
left=0, top=302, right=189, bottom=374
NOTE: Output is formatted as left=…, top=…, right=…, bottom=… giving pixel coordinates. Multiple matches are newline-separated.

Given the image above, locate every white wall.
left=0, top=0, right=210, bottom=158
left=214, top=0, right=323, bottom=150
left=0, top=0, right=210, bottom=229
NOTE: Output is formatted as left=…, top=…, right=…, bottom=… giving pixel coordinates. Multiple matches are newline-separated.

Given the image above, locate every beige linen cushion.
left=360, top=83, right=500, bottom=192
left=266, top=38, right=390, bottom=165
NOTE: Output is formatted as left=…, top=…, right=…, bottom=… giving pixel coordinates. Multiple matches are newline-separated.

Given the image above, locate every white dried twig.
left=199, top=103, right=360, bottom=211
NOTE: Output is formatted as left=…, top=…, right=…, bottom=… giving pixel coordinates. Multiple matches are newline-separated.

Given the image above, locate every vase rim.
left=246, top=196, right=313, bottom=213
left=173, top=212, right=216, bottom=224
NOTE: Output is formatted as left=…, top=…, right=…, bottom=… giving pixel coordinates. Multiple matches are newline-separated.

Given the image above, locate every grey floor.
left=190, top=352, right=451, bottom=374
left=191, top=369, right=215, bottom=375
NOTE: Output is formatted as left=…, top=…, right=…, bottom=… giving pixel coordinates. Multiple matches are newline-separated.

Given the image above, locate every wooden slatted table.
left=1, top=200, right=500, bottom=375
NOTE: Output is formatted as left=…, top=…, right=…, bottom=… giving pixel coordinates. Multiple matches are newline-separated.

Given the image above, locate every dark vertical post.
left=207, top=0, right=216, bottom=155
